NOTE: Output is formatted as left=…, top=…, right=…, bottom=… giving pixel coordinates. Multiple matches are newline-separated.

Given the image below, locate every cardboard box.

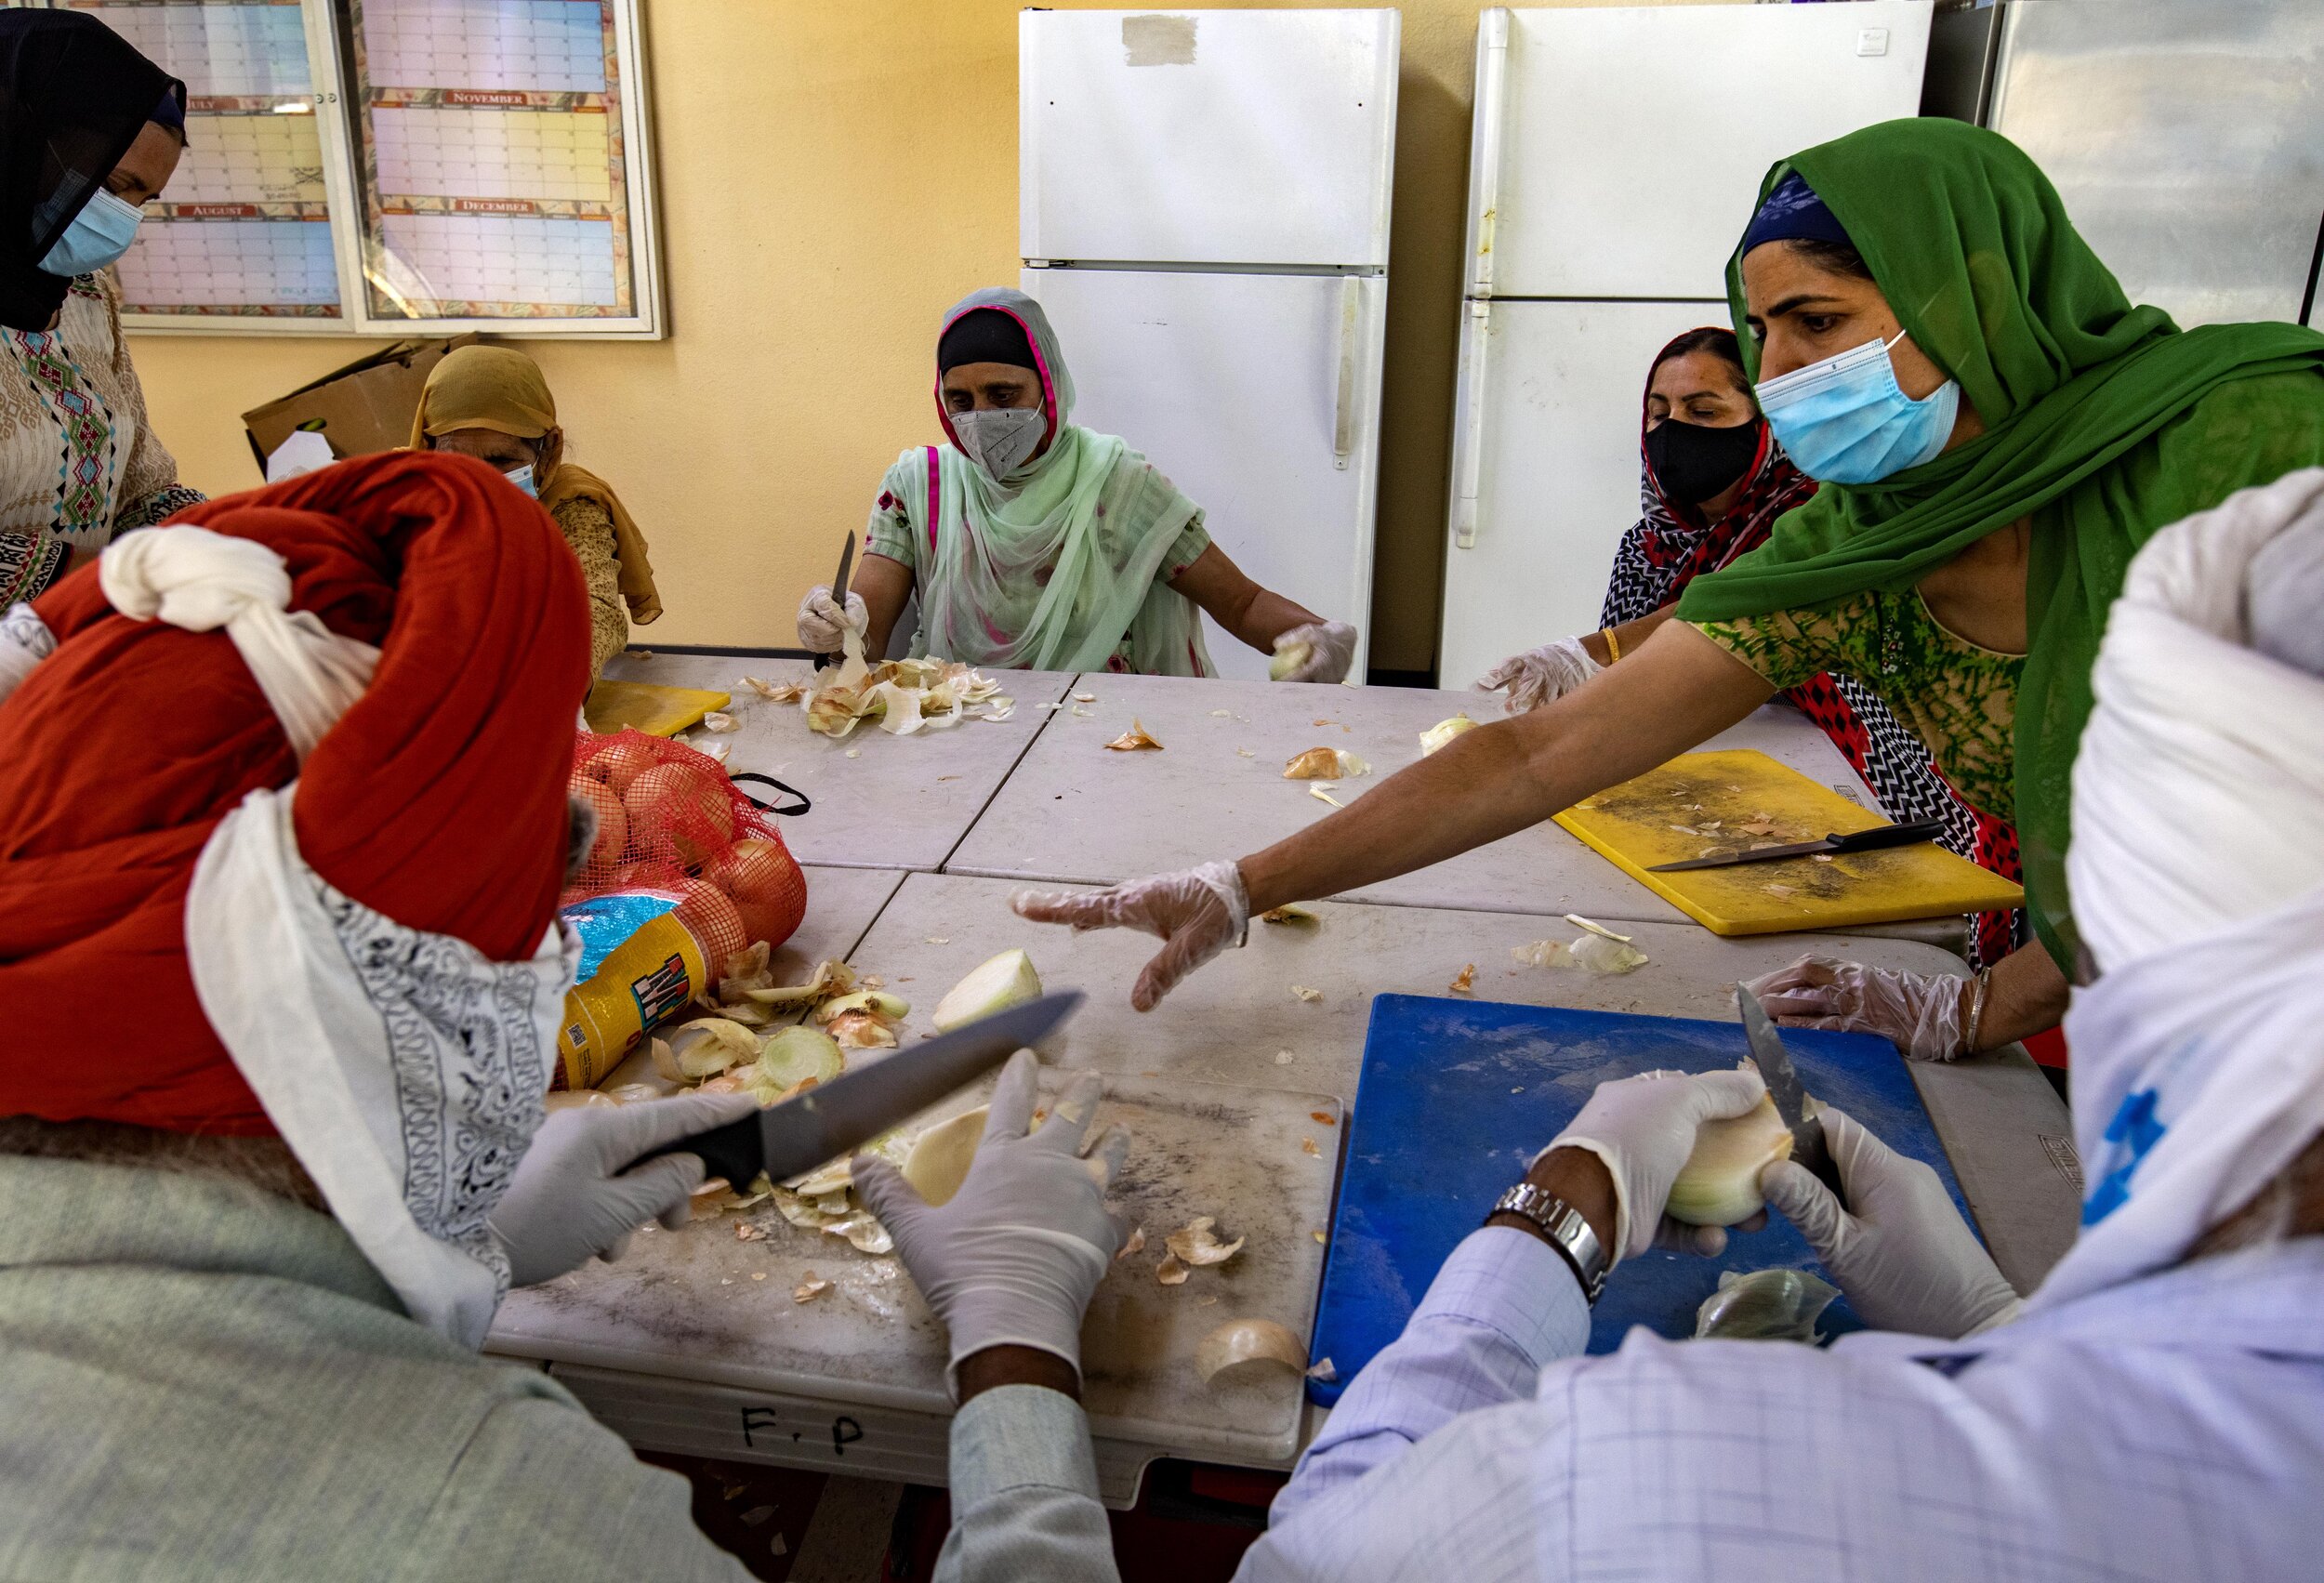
left=240, top=334, right=479, bottom=477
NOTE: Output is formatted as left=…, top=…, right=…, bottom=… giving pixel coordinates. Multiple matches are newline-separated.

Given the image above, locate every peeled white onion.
left=1665, top=1093, right=1794, bottom=1226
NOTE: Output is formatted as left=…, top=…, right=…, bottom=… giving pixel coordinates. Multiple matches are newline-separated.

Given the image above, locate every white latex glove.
left=1547, top=1066, right=1773, bottom=1264
left=1761, top=1107, right=2021, bottom=1339
left=796, top=583, right=867, bottom=654
left=852, top=1052, right=1130, bottom=1397
left=489, top=1089, right=758, bottom=1287
left=1474, top=635, right=1600, bottom=714
left=1744, top=954, right=1968, bottom=1062
left=1012, top=859, right=1248, bottom=1012
left=1272, top=620, right=1358, bottom=684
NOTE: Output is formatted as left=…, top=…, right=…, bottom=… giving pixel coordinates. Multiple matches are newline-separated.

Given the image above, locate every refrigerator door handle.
left=1332, top=275, right=1362, bottom=469
left=1468, top=8, right=1512, bottom=299
left=1451, top=300, right=1491, bottom=548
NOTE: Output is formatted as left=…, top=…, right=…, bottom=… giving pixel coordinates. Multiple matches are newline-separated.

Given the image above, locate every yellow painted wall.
left=128, top=0, right=1726, bottom=678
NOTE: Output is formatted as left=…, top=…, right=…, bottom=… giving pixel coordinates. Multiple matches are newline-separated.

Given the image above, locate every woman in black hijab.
left=0, top=9, right=203, bottom=606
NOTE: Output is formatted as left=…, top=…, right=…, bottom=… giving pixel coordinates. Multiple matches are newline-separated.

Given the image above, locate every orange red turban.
left=0, top=452, right=588, bottom=1133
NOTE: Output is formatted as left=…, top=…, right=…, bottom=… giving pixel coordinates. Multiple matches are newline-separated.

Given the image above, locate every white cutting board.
left=490, top=1072, right=1340, bottom=1466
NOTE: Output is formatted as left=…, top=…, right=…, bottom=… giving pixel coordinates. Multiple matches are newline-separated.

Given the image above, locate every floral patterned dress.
left=1694, top=589, right=2027, bottom=963
left=1, top=272, right=203, bottom=607
left=1613, top=425, right=2023, bottom=965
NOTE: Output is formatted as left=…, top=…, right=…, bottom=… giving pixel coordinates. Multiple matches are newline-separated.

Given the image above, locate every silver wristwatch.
left=1488, top=1183, right=1608, bottom=1304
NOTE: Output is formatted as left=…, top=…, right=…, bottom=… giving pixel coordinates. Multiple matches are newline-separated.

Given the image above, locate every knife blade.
left=1736, top=984, right=1846, bottom=1207
left=1647, top=817, right=1947, bottom=874
left=813, top=533, right=858, bottom=671
left=639, top=991, right=1082, bottom=1189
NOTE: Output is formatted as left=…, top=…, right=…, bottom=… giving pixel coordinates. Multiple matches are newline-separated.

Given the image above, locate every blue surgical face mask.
left=502, top=463, right=538, bottom=498
left=1754, top=328, right=1961, bottom=485
left=39, top=188, right=145, bottom=277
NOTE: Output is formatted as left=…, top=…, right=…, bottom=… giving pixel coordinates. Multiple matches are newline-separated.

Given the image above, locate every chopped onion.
left=1419, top=714, right=1478, bottom=756
left=931, top=949, right=1043, bottom=1032
left=900, top=1106, right=985, bottom=1207
left=1165, top=1216, right=1245, bottom=1267
left=752, top=1024, right=844, bottom=1097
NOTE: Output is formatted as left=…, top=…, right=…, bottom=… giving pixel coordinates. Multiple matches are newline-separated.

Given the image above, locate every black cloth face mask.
left=1644, top=417, right=1762, bottom=508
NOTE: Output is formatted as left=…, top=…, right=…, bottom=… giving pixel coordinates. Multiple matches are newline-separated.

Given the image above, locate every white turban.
left=2033, top=469, right=2324, bottom=1313
left=2066, top=467, right=2324, bottom=973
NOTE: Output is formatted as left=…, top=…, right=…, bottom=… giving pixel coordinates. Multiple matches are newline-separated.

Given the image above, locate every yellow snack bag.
left=553, top=890, right=706, bottom=1090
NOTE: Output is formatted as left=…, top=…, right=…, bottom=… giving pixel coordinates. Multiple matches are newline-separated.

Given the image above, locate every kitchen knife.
left=812, top=532, right=858, bottom=671
left=1736, top=984, right=1846, bottom=1208
left=639, top=990, right=1082, bottom=1189
left=1646, top=817, right=1947, bottom=873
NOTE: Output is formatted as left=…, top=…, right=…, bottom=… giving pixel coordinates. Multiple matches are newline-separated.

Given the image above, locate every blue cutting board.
left=1308, top=994, right=1975, bottom=1405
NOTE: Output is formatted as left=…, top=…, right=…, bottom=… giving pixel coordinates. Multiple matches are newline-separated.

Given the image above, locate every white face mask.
left=950, top=405, right=1047, bottom=481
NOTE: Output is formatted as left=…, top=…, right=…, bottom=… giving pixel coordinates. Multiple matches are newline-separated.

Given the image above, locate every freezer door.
left=1022, top=9, right=1399, bottom=269
left=1989, top=1, right=2324, bottom=328
left=1470, top=3, right=1930, bottom=299
left=1022, top=267, right=1384, bottom=682
left=1438, top=299, right=1722, bottom=691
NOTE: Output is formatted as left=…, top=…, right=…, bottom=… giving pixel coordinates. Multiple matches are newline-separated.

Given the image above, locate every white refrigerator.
left=1435, top=3, right=1933, bottom=690
left=1019, top=8, right=1399, bottom=681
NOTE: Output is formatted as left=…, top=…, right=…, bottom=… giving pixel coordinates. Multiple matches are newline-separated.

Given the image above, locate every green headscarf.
left=1675, top=118, right=2324, bottom=965
left=911, top=288, right=1214, bottom=677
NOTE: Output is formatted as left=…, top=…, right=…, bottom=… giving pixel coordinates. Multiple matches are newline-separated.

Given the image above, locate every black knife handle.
left=1824, top=818, right=1947, bottom=855
left=643, top=1112, right=765, bottom=1189
left=1810, top=1148, right=1850, bottom=1212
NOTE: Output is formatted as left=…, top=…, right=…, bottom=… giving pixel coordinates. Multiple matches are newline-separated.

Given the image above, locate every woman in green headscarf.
left=1017, top=119, right=2324, bottom=1050
left=796, top=287, right=1359, bottom=681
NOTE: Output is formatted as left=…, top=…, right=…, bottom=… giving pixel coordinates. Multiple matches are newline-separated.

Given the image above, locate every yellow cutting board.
left=1554, top=749, right=2023, bottom=936
left=583, top=679, right=732, bottom=738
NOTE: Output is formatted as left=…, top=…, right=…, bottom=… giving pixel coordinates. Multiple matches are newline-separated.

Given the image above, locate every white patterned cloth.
left=102, top=520, right=577, bottom=1347
left=189, top=785, right=575, bottom=1348
left=0, top=599, right=51, bottom=702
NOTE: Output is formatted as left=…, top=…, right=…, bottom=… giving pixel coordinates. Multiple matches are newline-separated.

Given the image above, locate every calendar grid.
left=87, top=2, right=345, bottom=316
left=73, top=0, right=312, bottom=99
left=348, top=0, right=638, bottom=319
left=165, top=111, right=331, bottom=206
left=116, top=217, right=341, bottom=314
left=102, top=0, right=657, bottom=331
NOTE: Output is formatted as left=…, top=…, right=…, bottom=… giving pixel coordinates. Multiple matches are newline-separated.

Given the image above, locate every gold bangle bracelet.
left=1603, top=627, right=1622, bottom=664
left=1963, top=967, right=1993, bottom=1055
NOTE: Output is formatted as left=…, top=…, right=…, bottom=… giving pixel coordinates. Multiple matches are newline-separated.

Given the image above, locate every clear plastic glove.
left=1474, top=635, right=1601, bottom=714
left=1272, top=620, right=1358, bottom=684
left=1744, top=954, right=1968, bottom=1062
left=488, top=1089, right=758, bottom=1287
left=796, top=583, right=867, bottom=653
left=1012, top=858, right=1248, bottom=1012
left=1760, top=1107, right=2021, bottom=1339
left=1546, top=1066, right=1772, bottom=1264
left=852, top=1052, right=1129, bottom=1397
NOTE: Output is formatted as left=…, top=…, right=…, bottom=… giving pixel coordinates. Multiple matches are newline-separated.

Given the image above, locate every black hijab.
left=0, top=10, right=183, bottom=331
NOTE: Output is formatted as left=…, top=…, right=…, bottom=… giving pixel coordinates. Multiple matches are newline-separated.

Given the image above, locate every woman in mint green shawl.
left=1015, top=119, right=2324, bottom=1052
left=798, top=288, right=1359, bottom=682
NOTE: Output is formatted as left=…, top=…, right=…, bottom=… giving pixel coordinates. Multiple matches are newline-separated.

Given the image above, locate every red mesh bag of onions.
left=564, top=729, right=810, bottom=968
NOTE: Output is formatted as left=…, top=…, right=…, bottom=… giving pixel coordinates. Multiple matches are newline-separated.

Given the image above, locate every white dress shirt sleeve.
left=1266, top=1228, right=1589, bottom=1531
left=935, top=1384, right=1120, bottom=1583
